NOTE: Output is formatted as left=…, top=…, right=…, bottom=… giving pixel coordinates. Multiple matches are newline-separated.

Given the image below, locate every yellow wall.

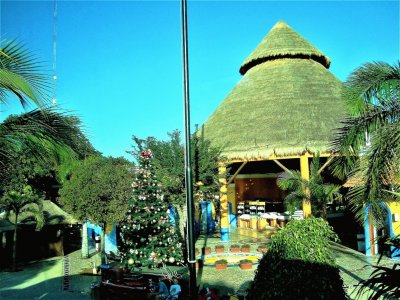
left=388, top=201, right=400, bottom=235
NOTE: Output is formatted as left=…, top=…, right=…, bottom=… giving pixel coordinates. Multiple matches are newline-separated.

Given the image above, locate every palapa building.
left=201, top=20, right=346, bottom=240
left=201, top=20, right=400, bottom=251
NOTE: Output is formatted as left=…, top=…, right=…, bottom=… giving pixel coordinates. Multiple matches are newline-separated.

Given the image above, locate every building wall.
left=388, top=202, right=400, bottom=235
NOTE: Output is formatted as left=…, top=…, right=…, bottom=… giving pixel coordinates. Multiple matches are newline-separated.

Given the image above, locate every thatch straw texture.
left=202, top=21, right=346, bottom=162
left=8, top=200, right=78, bottom=225
left=240, top=21, right=330, bottom=75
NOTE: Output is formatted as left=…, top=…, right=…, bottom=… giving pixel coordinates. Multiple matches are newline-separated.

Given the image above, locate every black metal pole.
left=181, top=0, right=197, bottom=298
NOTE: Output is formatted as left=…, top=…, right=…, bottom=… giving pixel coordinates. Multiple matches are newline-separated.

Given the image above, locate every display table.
left=238, top=214, right=251, bottom=228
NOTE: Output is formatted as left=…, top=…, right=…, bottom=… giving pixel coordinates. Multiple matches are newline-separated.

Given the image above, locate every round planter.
left=204, top=249, right=211, bottom=255
left=241, top=247, right=250, bottom=253
left=215, top=264, right=227, bottom=270
left=239, top=263, right=252, bottom=270
left=230, top=247, right=240, bottom=253
left=215, top=248, right=225, bottom=254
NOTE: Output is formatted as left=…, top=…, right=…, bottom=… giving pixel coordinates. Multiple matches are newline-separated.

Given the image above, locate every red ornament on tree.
left=141, top=149, right=153, bottom=159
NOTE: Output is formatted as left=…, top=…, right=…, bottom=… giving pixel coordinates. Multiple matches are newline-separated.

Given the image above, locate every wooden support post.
left=219, top=162, right=229, bottom=241
left=227, top=161, right=247, bottom=185
left=317, top=156, right=333, bottom=175
left=273, top=159, right=292, bottom=174
left=300, top=155, right=312, bottom=218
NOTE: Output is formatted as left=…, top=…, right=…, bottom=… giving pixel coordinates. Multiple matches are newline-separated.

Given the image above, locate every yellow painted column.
left=300, top=155, right=312, bottom=218
left=219, top=162, right=229, bottom=241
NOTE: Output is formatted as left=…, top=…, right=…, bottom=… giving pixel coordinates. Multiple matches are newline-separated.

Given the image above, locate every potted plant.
left=241, top=244, right=251, bottom=252
left=239, top=259, right=253, bottom=270
left=257, top=243, right=268, bottom=253
left=215, top=259, right=228, bottom=270
left=230, top=244, right=240, bottom=252
left=215, top=244, right=225, bottom=253
left=203, top=247, right=211, bottom=255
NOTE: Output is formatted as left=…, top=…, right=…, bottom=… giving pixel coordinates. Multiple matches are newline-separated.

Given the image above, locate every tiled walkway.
left=0, top=228, right=397, bottom=299
left=195, top=226, right=398, bottom=299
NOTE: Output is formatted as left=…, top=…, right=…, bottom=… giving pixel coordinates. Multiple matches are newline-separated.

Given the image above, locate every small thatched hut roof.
left=202, top=21, right=346, bottom=162
left=7, top=200, right=78, bottom=226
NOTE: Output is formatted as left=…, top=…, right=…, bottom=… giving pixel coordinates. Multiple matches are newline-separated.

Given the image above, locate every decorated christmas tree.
left=119, top=149, right=184, bottom=269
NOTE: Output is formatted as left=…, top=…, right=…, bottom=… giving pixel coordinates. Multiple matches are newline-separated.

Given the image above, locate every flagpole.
left=181, top=0, right=197, bottom=298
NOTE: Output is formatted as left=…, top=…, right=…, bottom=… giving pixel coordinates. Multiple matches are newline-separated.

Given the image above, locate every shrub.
left=239, top=259, right=252, bottom=265
left=215, top=244, right=225, bottom=250
left=215, top=259, right=228, bottom=265
left=247, top=217, right=346, bottom=299
left=241, top=244, right=250, bottom=248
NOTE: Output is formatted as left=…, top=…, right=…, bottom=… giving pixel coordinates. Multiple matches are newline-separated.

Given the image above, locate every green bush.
left=215, top=259, right=228, bottom=265
left=247, top=217, right=347, bottom=299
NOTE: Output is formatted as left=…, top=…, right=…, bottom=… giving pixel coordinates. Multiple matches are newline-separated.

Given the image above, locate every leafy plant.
left=0, top=38, right=50, bottom=108
left=0, top=185, right=44, bottom=271
left=59, top=155, right=133, bottom=263
left=331, top=61, right=400, bottom=225
left=215, top=259, right=228, bottom=265
left=277, top=154, right=342, bottom=218
left=356, top=235, right=400, bottom=299
left=215, top=244, right=225, bottom=250
left=239, top=259, right=252, bottom=264
left=247, top=217, right=346, bottom=299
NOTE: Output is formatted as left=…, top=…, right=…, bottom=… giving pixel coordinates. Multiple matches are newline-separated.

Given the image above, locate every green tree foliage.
left=130, top=130, right=221, bottom=207
left=0, top=186, right=44, bottom=271
left=119, top=150, right=184, bottom=269
left=248, top=218, right=346, bottom=299
left=331, top=61, right=400, bottom=225
left=0, top=109, right=97, bottom=218
left=129, top=130, right=221, bottom=240
left=277, top=155, right=342, bottom=218
left=0, top=38, right=50, bottom=108
left=58, top=155, right=133, bottom=263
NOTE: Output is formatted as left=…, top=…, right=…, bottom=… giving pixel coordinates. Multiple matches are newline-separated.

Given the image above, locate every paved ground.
left=0, top=242, right=101, bottom=300
left=195, top=227, right=398, bottom=299
left=0, top=227, right=397, bottom=299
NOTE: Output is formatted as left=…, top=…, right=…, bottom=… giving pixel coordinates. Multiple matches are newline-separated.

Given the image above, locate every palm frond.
left=346, top=61, right=400, bottom=106
left=0, top=38, right=50, bottom=108
left=0, top=108, right=90, bottom=170
left=346, top=123, right=400, bottom=224
left=356, top=264, right=400, bottom=299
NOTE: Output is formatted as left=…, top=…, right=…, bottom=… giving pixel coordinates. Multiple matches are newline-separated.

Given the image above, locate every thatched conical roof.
left=240, top=21, right=331, bottom=75
left=202, top=21, right=346, bottom=161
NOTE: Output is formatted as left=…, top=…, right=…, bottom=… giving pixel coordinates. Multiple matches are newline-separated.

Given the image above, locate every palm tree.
left=0, top=185, right=44, bottom=271
left=331, top=61, right=400, bottom=225
left=0, top=38, right=50, bottom=108
left=0, top=108, right=91, bottom=169
left=1, top=38, right=96, bottom=264
left=277, top=155, right=342, bottom=219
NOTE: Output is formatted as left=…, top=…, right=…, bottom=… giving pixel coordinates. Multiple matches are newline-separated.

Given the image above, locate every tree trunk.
left=81, top=221, right=89, bottom=258
left=322, top=203, right=327, bottom=220
left=101, top=223, right=106, bottom=265
left=12, top=213, right=18, bottom=272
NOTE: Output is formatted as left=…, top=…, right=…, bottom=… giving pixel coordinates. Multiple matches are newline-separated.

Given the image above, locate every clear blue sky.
left=1, top=0, right=399, bottom=160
